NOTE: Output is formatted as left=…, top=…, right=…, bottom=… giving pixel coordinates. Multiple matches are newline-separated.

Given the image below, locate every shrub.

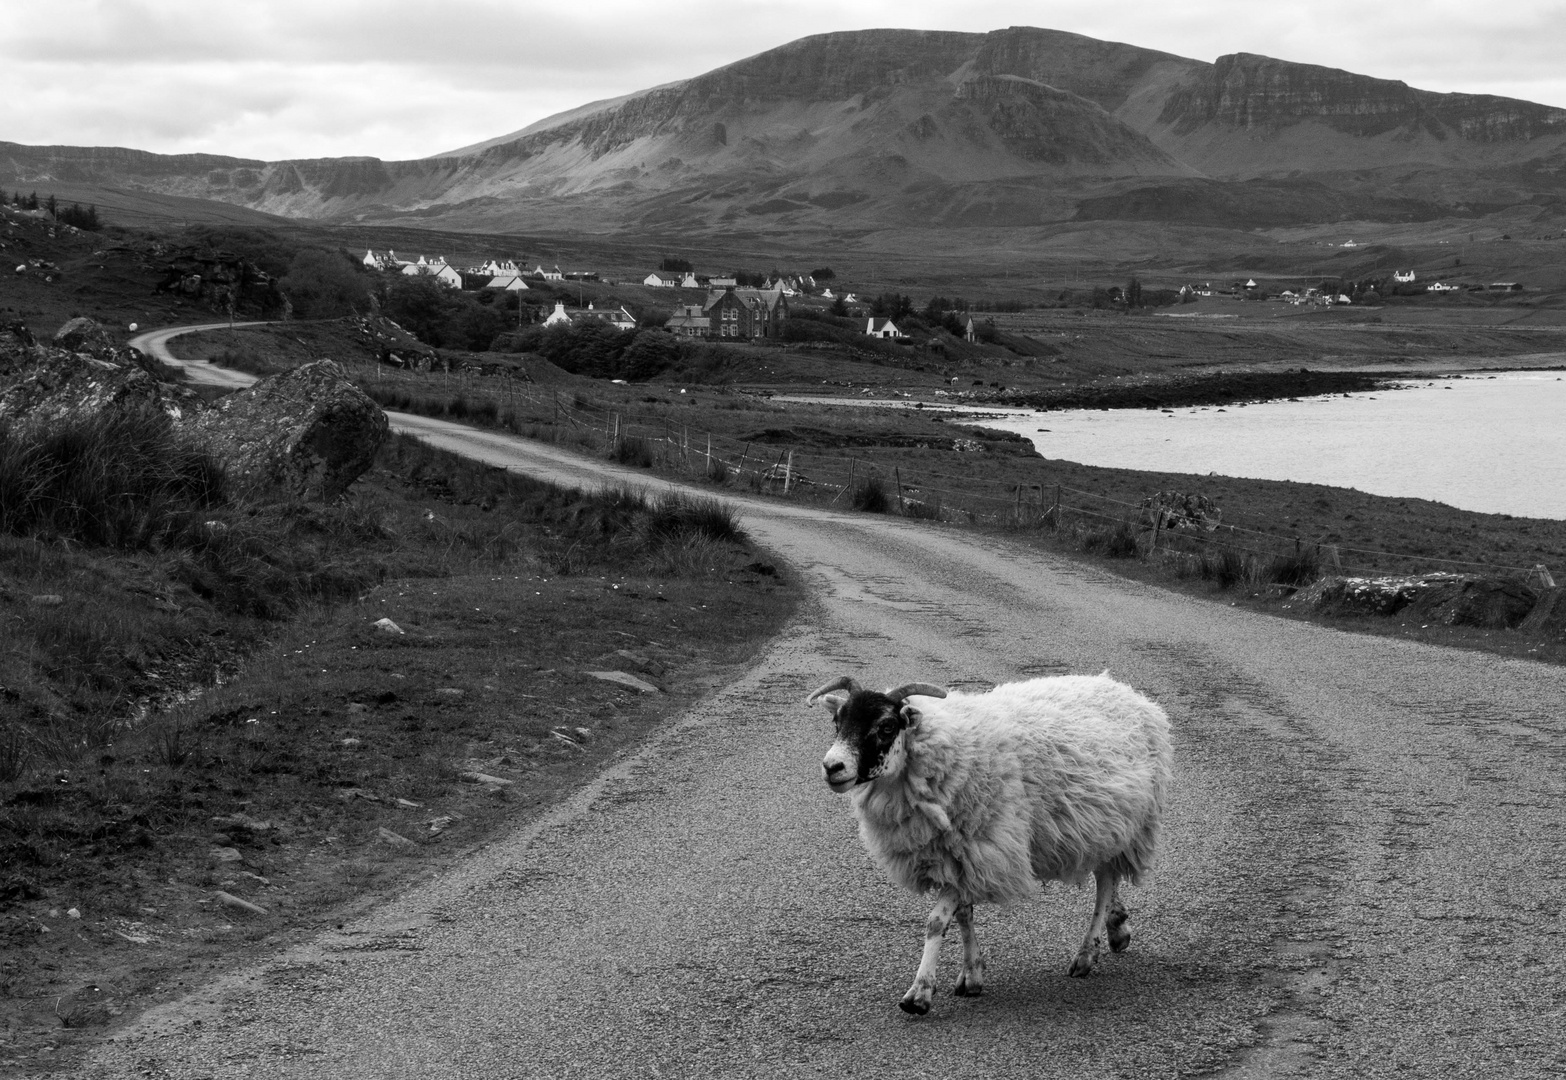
left=280, top=248, right=373, bottom=318
left=610, top=434, right=655, bottom=467
left=1081, top=521, right=1140, bottom=559
left=851, top=475, right=891, bottom=513
left=1200, top=546, right=1257, bottom=588
left=1267, top=544, right=1321, bottom=587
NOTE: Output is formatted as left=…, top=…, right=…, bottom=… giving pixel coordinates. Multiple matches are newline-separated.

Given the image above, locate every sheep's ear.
left=815, top=691, right=849, bottom=716
left=898, top=703, right=923, bottom=729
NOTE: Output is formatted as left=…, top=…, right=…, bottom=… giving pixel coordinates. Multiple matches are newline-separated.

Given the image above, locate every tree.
left=1125, top=277, right=1143, bottom=308
left=45, top=194, right=57, bottom=219
left=830, top=294, right=849, bottom=317
left=280, top=248, right=373, bottom=319
left=659, top=256, right=694, bottom=273
left=811, top=266, right=835, bottom=281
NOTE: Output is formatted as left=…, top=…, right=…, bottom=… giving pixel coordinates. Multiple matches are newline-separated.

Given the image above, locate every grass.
left=0, top=429, right=795, bottom=1069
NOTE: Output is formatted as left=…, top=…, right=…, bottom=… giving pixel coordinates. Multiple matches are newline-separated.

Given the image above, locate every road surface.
left=81, top=329, right=1566, bottom=1078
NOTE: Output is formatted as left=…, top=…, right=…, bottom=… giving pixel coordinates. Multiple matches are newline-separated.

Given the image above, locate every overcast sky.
left=3, top=1, right=1563, bottom=162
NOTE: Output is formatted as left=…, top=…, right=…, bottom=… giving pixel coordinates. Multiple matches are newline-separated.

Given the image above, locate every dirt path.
left=78, top=333, right=1566, bottom=1078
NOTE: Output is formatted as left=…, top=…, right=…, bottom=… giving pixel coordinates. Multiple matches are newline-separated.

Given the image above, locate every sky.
left=3, top=0, right=1563, bottom=162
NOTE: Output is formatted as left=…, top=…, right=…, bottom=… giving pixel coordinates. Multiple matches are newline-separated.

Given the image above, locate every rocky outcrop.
left=184, top=359, right=389, bottom=502
left=1, top=320, right=385, bottom=503
left=1298, top=573, right=1540, bottom=629
left=156, top=248, right=289, bottom=319
left=0, top=319, right=197, bottom=429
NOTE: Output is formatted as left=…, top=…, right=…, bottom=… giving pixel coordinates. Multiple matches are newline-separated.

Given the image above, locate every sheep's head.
left=808, top=677, right=947, bottom=792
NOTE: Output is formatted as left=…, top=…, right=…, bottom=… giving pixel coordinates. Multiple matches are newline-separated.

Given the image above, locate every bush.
left=851, top=475, right=891, bottom=513
left=1081, top=521, right=1140, bottom=559
left=609, top=435, right=654, bottom=467
left=1200, top=546, right=1257, bottom=588
left=1267, top=544, right=1321, bottom=587
left=280, top=249, right=373, bottom=319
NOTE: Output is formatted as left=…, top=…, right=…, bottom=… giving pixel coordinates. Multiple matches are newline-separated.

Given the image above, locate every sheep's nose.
left=823, top=760, right=846, bottom=778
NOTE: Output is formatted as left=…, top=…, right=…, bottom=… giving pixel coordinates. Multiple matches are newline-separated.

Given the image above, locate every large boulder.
left=1298, top=573, right=1540, bottom=628
left=184, top=359, right=388, bottom=501
left=0, top=318, right=195, bottom=429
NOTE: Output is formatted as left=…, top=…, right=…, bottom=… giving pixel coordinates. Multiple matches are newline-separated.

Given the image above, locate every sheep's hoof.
left=898, top=989, right=932, bottom=1015
left=1067, top=952, right=1097, bottom=978
left=953, top=976, right=983, bottom=997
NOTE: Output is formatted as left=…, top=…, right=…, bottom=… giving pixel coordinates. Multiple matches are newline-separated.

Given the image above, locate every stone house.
left=666, top=304, right=710, bottom=338
left=701, top=285, right=788, bottom=340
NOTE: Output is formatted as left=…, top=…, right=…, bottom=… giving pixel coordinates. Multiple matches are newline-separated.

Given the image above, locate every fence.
left=349, top=359, right=1552, bottom=587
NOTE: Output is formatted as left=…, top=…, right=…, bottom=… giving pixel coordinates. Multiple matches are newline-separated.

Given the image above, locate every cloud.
left=2, top=0, right=1563, bottom=160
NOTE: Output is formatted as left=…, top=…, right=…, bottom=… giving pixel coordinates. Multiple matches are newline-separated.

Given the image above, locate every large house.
left=533, top=265, right=565, bottom=282
left=542, top=301, right=637, bottom=331
left=1393, top=270, right=1417, bottom=284
left=643, top=272, right=678, bottom=288
left=666, top=304, right=710, bottom=338
left=701, top=285, right=788, bottom=339
left=866, top=317, right=904, bottom=339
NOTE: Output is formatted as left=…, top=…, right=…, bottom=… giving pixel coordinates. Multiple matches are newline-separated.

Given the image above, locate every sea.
left=777, top=370, right=1566, bottom=520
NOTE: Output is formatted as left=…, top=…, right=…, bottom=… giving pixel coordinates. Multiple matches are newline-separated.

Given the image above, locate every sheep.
left=807, top=672, right=1172, bottom=1015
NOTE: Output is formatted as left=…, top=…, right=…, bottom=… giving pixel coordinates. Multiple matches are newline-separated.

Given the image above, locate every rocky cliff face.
left=4, top=27, right=1564, bottom=231
left=1160, top=53, right=1566, bottom=142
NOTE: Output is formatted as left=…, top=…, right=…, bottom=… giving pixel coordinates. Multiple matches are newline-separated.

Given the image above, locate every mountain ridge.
left=5, top=26, right=1564, bottom=234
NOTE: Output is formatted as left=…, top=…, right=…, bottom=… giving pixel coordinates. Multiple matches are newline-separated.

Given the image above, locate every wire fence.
left=352, top=359, right=1557, bottom=590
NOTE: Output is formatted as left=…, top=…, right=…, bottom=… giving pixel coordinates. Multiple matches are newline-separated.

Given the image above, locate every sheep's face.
left=819, top=690, right=908, bottom=792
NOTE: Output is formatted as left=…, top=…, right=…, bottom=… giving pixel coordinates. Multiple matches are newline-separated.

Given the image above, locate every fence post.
left=895, top=467, right=905, bottom=513
left=1013, top=485, right=1021, bottom=526
left=737, top=441, right=750, bottom=480
left=706, top=434, right=712, bottom=475
left=784, top=450, right=794, bottom=494
left=1151, top=513, right=1162, bottom=555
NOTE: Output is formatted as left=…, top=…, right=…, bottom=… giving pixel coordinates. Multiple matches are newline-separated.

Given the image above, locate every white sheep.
left=808, top=672, right=1172, bottom=1015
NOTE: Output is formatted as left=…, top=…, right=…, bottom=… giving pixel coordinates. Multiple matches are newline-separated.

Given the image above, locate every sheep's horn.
left=806, top=676, right=860, bottom=704
left=887, top=682, right=948, bottom=703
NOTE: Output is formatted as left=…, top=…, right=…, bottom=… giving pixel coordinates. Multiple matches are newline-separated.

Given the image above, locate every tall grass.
left=0, top=407, right=225, bottom=549
left=851, top=475, right=891, bottom=513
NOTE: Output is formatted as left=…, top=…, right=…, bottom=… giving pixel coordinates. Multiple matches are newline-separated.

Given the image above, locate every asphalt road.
left=83, top=333, right=1566, bottom=1078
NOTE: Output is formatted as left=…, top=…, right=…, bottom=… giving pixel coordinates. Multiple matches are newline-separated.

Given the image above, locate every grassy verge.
left=0, top=432, right=796, bottom=1072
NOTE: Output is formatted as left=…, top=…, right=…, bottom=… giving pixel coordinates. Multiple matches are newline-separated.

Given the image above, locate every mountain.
left=4, top=27, right=1565, bottom=234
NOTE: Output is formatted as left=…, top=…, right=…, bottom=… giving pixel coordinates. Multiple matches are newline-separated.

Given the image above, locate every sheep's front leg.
left=899, top=890, right=961, bottom=1015
left=952, top=902, right=985, bottom=997
left=1106, top=879, right=1131, bottom=954
left=1068, top=869, right=1118, bottom=978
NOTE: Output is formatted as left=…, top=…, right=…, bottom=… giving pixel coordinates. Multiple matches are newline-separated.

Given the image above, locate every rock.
left=0, top=323, right=195, bottom=431
left=434, top=687, right=465, bottom=699
left=340, top=737, right=362, bottom=748
left=183, top=359, right=388, bottom=502
left=458, top=771, right=514, bottom=786
left=1518, top=587, right=1566, bottom=637
left=585, top=670, right=660, bottom=693
left=346, top=702, right=369, bottom=715
left=376, top=827, right=420, bottom=853
left=213, top=890, right=268, bottom=916
left=1299, top=573, right=1539, bottom=628
left=210, top=846, right=244, bottom=863
left=29, top=594, right=64, bottom=606
left=424, top=815, right=459, bottom=834
left=66, top=907, right=81, bottom=919
left=373, top=617, right=404, bottom=634
left=394, top=798, right=423, bottom=809
left=52, top=317, right=117, bottom=356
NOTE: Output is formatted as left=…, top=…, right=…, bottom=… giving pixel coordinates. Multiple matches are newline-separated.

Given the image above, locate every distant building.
left=402, top=257, right=461, bottom=288
left=533, top=265, right=565, bottom=281
left=702, top=285, right=788, bottom=339
left=666, top=304, right=710, bottom=338
left=866, top=317, right=904, bottom=339
left=484, top=274, right=530, bottom=292
left=1392, top=270, right=1416, bottom=283
left=643, top=272, right=678, bottom=288
left=542, top=301, right=636, bottom=331
left=681, top=272, right=700, bottom=288
left=709, top=276, right=738, bottom=288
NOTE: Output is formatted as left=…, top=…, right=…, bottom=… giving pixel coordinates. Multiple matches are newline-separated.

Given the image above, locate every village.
left=357, top=248, right=953, bottom=343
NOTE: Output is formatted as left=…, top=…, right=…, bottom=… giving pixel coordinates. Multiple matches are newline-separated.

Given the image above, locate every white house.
left=866, top=317, right=904, bottom=339
left=542, top=301, right=637, bottom=331
left=680, top=272, right=700, bottom=288
left=362, top=249, right=385, bottom=270
left=643, top=272, right=677, bottom=288
left=485, top=274, right=529, bottom=291
left=709, top=276, right=738, bottom=288
left=821, top=288, right=835, bottom=299
left=401, top=258, right=461, bottom=288
left=534, top=265, right=565, bottom=282
left=1392, top=270, right=1416, bottom=283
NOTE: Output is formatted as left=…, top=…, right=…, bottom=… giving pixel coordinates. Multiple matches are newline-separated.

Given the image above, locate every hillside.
left=4, top=27, right=1565, bottom=235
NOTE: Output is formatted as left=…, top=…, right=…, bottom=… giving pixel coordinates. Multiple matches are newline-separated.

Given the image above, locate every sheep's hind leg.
left=952, top=902, right=985, bottom=997
left=1068, top=869, right=1118, bottom=978
left=1106, top=878, right=1131, bottom=954
left=900, top=890, right=960, bottom=1015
